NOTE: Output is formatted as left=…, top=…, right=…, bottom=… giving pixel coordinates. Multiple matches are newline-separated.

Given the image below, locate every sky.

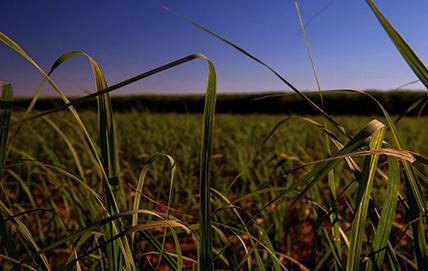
left=2, top=1, right=428, bottom=97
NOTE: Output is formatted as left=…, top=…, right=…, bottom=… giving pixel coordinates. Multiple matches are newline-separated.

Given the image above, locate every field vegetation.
left=1, top=1, right=428, bottom=270
left=12, top=90, right=428, bottom=115
left=3, top=111, right=428, bottom=270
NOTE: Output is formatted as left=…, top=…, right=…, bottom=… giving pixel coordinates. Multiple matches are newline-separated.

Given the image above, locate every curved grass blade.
left=131, top=154, right=176, bottom=242
left=199, top=56, right=217, bottom=271
left=48, top=51, right=119, bottom=203
left=46, top=50, right=129, bottom=271
left=47, top=50, right=120, bottom=212
left=131, top=154, right=179, bottom=270
left=0, top=34, right=117, bottom=215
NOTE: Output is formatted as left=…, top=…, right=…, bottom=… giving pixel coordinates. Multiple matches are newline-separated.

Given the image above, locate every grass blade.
left=162, top=6, right=351, bottom=139
left=7, top=53, right=205, bottom=125
left=0, top=82, right=16, bottom=269
left=46, top=50, right=130, bottom=271
left=131, top=154, right=179, bottom=270
left=199, top=57, right=217, bottom=271
left=366, top=156, right=400, bottom=270
left=366, top=0, right=428, bottom=89
left=359, top=3, right=428, bottom=266
left=347, top=124, right=385, bottom=271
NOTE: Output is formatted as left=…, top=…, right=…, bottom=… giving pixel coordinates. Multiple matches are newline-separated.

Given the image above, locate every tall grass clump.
left=1, top=0, right=428, bottom=270
left=0, top=30, right=218, bottom=270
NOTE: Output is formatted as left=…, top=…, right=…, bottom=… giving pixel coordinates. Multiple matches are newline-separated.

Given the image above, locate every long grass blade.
left=295, top=4, right=341, bottom=265
left=8, top=53, right=205, bottom=125
left=131, top=154, right=179, bottom=270
left=162, top=6, right=351, bottom=139
left=366, top=156, right=400, bottom=270
left=199, top=57, right=217, bottom=271
left=347, top=123, right=385, bottom=271
left=345, top=0, right=428, bottom=262
left=366, top=1, right=428, bottom=89
left=46, top=50, right=130, bottom=271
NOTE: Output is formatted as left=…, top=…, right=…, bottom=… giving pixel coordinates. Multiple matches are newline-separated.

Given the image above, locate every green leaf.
left=199, top=57, right=217, bottom=271
left=366, top=156, right=400, bottom=271
left=346, top=124, right=385, bottom=271
left=366, top=2, right=428, bottom=268
left=366, top=1, right=428, bottom=89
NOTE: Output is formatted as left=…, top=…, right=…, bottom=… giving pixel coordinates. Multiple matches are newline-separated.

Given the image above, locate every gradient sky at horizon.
left=2, top=1, right=428, bottom=97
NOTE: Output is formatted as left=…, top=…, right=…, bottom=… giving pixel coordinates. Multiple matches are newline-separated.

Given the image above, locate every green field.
left=3, top=111, right=428, bottom=269
left=10, top=111, right=428, bottom=197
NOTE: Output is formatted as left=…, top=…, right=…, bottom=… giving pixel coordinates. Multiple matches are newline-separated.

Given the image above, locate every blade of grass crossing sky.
left=162, top=6, right=352, bottom=139
left=295, top=2, right=342, bottom=268
left=0, top=82, right=17, bottom=269
left=13, top=53, right=206, bottom=125
left=199, top=58, right=217, bottom=271
left=366, top=0, right=428, bottom=89
left=366, top=156, right=400, bottom=271
left=361, top=3, right=428, bottom=266
left=294, top=0, right=323, bottom=107
left=346, top=124, right=385, bottom=271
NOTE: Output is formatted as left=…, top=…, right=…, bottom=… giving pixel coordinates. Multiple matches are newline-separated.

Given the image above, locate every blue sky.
left=2, top=1, right=428, bottom=97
